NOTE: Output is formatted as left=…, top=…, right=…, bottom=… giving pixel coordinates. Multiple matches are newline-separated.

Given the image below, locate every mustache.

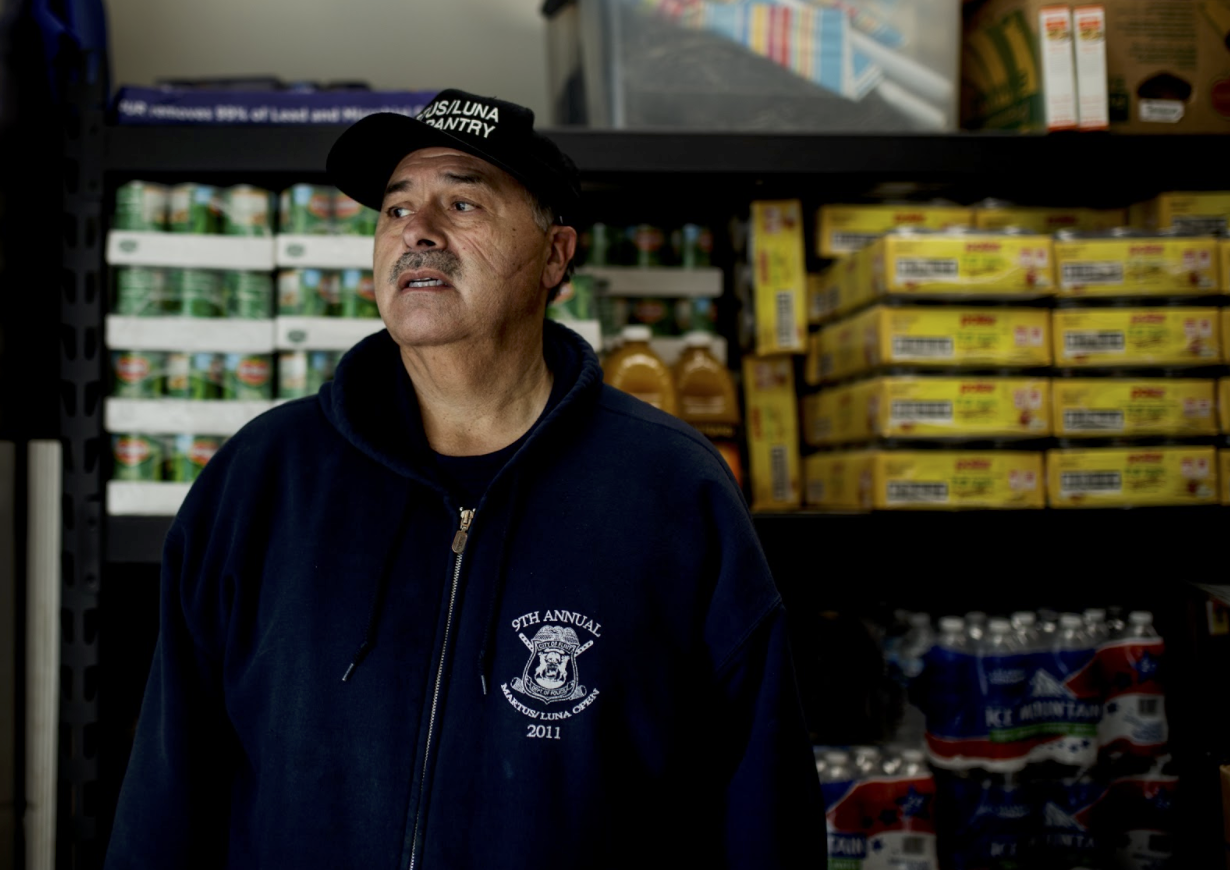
left=388, top=250, right=462, bottom=285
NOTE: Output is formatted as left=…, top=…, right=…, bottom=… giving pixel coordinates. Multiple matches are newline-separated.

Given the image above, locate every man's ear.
left=542, top=225, right=578, bottom=291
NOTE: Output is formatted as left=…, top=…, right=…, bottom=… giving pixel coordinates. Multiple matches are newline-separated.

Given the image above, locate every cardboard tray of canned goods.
left=275, top=234, right=376, bottom=270
left=578, top=266, right=722, bottom=298
left=105, top=398, right=275, bottom=437
left=276, top=316, right=385, bottom=351
left=107, top=230, right=277, bottom=271
left=106, top=315, right=276, bottom=353
left=107, top=480, right=192, bottom=515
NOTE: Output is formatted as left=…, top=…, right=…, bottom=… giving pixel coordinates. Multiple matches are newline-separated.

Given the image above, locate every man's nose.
left=401, top=203, right=445, bottom=249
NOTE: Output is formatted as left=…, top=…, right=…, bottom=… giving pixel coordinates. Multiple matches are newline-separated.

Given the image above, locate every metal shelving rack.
left=63, top=120, right=1230, bottom=867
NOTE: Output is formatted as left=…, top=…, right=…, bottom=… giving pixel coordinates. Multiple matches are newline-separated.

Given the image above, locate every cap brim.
left=326, top=113, right=572, bottom=218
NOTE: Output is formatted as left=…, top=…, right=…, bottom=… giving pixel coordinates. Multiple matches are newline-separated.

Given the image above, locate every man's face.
left=372, top=147, right=574, bottom=349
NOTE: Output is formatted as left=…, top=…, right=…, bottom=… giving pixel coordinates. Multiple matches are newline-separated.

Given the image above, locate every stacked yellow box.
left=1048, top=222, right=1225, bottom=509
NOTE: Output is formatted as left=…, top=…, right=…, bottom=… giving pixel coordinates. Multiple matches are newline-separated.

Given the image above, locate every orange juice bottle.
left=603, top=325, right=678, bottom=415
left=674, top=331, right=744, bottom=487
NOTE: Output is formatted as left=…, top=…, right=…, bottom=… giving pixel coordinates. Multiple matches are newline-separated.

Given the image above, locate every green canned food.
left=114, top=181, right=169, bottom=231
left=307, top=351, right=339, bottom=393
left=111, top=351, right=164, bottom=398
left=169, top=183, right=219, bottom=233
left=628, top=224, right=667, bottom=267
left=164, top=353, right=191, bottom=398
left=223, top=354, right=273, bottom=400
left=114, top=267, right=166, bottom=316
left=111, top=434, right=162, bottom=481
left=227, top=271, right=274, bottom=319
left=277, top=269, right=338, bottom=316
left=221, top=185, right=275, bottom=236
left=333, top=191, right=378, bottom=236
left=170, top=434, right=222, bottom=482
left=340, top=270, right=380, bottom=318
left=674, top=223, right=714, bottom=268
left=278, top=351, right=309, bottom=399
left=583, top=223, right=614, bottom=266
left=548, top=273, right=595, bottom=321
left=170, top=269, right=226, bottom=317
left=629, top=297, right=675, bottom=335
left=189, top=353, right=223, bottom=399
left=279, top=184, right=334, bottom=235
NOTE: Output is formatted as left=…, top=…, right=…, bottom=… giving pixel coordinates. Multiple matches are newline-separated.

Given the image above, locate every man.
left=106, top=89, right=823, bottom=869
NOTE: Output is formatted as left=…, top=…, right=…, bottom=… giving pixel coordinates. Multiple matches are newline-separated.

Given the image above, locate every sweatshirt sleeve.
left=714, top=606, right=826, bottom=868
left=104, top=517, right=238, bottom=868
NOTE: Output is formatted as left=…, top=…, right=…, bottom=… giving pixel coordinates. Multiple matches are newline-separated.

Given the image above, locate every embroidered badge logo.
left=502, top=610, right=602, bottom=728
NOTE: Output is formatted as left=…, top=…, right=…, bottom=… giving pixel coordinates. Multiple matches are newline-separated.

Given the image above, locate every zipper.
left=408, top=506, right=474, bottom=870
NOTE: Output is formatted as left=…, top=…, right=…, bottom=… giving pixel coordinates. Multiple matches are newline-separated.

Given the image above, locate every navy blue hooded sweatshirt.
left=106, top=320, right=824, bottom=869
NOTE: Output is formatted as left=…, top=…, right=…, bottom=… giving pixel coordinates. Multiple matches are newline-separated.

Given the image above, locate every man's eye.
left=387, top=206, right=411, bottom=219
left=454, top=201, right=477, bottom=212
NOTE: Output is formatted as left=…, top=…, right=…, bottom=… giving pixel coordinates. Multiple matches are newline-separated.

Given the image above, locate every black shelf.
left=104, top=126, right=1230, bottom=200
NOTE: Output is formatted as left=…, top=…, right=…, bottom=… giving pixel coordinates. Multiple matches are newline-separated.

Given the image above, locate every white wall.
left=105, top=0, right=552, bottom=120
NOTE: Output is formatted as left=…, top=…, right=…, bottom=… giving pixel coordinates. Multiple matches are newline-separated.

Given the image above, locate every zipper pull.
left=451, top=508, right=475, bottom=555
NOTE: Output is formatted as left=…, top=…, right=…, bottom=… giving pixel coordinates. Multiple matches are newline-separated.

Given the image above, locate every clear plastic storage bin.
left=544, top=0, right=961, bottom=132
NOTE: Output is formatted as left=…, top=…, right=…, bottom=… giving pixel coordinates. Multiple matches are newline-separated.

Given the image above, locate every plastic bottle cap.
left=620, top=325, right=652, bottom=342
left=939, top=616, right=964, bottom=633
left=1060, top=614, right=1083, bottom=629
left=823, top=751, right=848, bottom=765
left=901, top=749, right=924, bottom=763
left=987, top=618, right=1012, bottom=634
left=965, top=611, right=987, bottom=623
left=908, top=613, right=931, bottom=628
left=682, top=331, right=714, bottom=349
left=1129, top=611, right=1153, bottom=625
left=1011, top=611, right=1036, bottom=626
left=1084, top=608, right=1106, bottom=620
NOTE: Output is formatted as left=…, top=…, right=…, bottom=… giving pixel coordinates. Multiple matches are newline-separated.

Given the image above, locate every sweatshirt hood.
left=319, top=319, right=605, bottom=485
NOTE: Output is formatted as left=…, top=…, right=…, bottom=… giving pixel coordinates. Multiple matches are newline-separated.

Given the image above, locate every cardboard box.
left=1053, top=377, right=1217, bottom=437
left=1220, top=378, right=1230, bottom=432
left=1054, top=235, right=1221, bottom=297
left=1074, top=5, right=1109, bottom=129
left=1053, top=307, right=1220, bottom=367
left=816, top=376, right=1051, bottom=442
left=964, top=0, right=1230, bottom=134
left=973, top=205, right=1127, bottom=233
left=803, top=451, right=874, bottom=511
left=1148, top=191, right=1230, bottom=235
left=751, top=201, right=808, bottom=355
left=816, top=204, right=973, bottom=258
left=872, top=232, right=1055, bottom=297
left=820, top=306, right=1052, bottom=381
left=1220, top=450, right=1230, bottom=505
left=743, top=355, right=801, bottom=511
left=872, top=450, right=1045, bottom=510
left=1048, top=445, right=1218, bottom=507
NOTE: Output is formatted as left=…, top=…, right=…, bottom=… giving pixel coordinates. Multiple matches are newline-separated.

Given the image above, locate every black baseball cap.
left=326, top=89, right=582, bottom=226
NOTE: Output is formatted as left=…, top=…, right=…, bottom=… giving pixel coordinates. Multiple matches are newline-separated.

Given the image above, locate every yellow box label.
left=973, top=207, right=1126, bottom=234
left=817, top=204, right=973, bottom=257
left=743, top=355, right=801, bottom=511
left=1055, top=237, right=1220, bottom=296
left=1220, top=450, right=1230, bottom=505
left=875, top=376, right=1050, bottom=438
left=803, top=451, right=873, bottom=510
left=872, top=307, right=1052, bottom=371
left=1053, top=308, right=1220, bottom=366
left=872, top=451, right=1044, bottom=510
left=752, top=200, right=808, bottom=355
left=1053, top=378, right=1217, bottom=437
left=880, top=234, right=1054, bottom=295
left=1155, top=191, right=1230, bottom=235
left=1220, top=378, right=1230, bottom=434
left=1048, top=446, right=1218, bottom=508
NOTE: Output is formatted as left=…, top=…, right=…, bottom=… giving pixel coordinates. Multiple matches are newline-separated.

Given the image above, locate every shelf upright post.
left=57, top=45, right=108, bottom=870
